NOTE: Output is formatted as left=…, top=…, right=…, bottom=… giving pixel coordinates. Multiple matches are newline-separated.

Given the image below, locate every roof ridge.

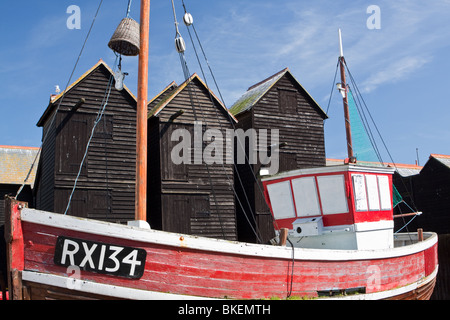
left=0, top=145, right=40, bottom=150
left=247, top=68, right=289, bottom=91
left=37, top=59, right=137, bottom=127
left=148, top=73, right=237, bottom=122
left=430, top=153, right=450, bottom=159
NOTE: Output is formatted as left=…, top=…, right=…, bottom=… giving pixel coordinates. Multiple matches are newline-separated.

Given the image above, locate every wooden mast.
left=135, top=0, right=150, bottom=221
left=338, top=29, right=354, bottom=160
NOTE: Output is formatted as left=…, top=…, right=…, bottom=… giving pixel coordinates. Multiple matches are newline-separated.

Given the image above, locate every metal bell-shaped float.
left=108, top=18, right=140, bottom=56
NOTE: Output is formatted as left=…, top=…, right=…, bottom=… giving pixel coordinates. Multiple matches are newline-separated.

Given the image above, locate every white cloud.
left=361, top=56, right=431, bottom=93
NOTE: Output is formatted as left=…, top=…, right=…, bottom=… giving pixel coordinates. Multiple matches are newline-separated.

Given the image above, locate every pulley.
left=183, top=12, right=193, bottom=26
left=175, top=35, right=186, bottom=53
left=108, top=17, right=140, bottom=56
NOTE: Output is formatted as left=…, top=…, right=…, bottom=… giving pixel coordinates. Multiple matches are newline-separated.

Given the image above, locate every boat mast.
left=135, top=0, right=150, bottom=221
left=338, top=29, right=354, bottom=160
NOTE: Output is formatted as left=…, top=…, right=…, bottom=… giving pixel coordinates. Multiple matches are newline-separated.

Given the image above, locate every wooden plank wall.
left=394, top=158, right=450, bottom=234
left=431, top=234, right=450, bottom=300
left=394, top=159, right=450, bottom=300
left=36, top=65, right=137, bottom=223
left=35, top=116, right=56, bottom=212
left=234, top=73, right=327, bottom=243
left=148, top=78, right=237, bottom=240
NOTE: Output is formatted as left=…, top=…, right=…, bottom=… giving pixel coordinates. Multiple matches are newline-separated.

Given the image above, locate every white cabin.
left=262, top=164, right=396, bottom=250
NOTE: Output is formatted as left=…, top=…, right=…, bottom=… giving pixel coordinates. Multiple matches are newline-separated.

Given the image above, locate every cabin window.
left=317, top=175, right=348, bottom=215
left=352, top=174, right=391, bottom=212
left=378, top=175, right=392, bottom=210
left=278, top=89, right=297, bottom=114
left=266, top=181, right=296, bottom=219
left=366, top=175, right=380, bottom=210
left=291, top=176, right=321, bottom=217
left=352, top=174, right=368, bottom=211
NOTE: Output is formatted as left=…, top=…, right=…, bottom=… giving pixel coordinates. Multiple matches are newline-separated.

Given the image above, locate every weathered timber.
left=230, top=68, right=328, bottom=243
left=34, top=60, right=137, bottom=224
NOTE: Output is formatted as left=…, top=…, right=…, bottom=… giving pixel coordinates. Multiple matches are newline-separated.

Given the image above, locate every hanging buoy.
left=108, top=18, right=140, bottom=56
left=183, top=12, right=193, bottom=26
left=114, top=69, right=125, bottom=91
left=175, top=35, right=186, bottom=53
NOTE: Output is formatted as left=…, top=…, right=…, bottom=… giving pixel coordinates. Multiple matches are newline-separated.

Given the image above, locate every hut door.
left=162, top=194, right=191, bottom=234
left=56, top=112, right=89, bottom=175
left=160, top=123, right=190, bottom=181
left=54, top=188, right=88, bottom=217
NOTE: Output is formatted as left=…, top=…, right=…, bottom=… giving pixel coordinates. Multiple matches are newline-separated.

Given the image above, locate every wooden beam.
left=72, top=98, right=85, bottom=111
left=393, top=212, right=421, bottom=219
left=418, top=228, right=424, bottom=242
left=169, top=109, right=184, bottom=122
left=279, top=228, right=288, bottom=246
left=4, top=196, right=27, bottom=300
left=135, top=0, right=150, bottom=222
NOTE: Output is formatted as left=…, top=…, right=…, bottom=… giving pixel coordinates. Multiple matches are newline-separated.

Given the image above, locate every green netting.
left=393, top=185, right=403, bottom=208
left=348, top=90, right=379, bottom=162
left=347, top=89, right=403, bottom=207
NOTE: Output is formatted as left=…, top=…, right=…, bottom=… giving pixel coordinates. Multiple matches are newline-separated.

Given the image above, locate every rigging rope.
left=286, top=237, right=295, bottom=298
left=16, top=0, right=104, bottom=199
left=179, top=0, right=267, bottom=242
left=324, top=58, right=340, bottom=117
left=63, top=56, right=118, bottom=215
left=171, top=0, right=227, bottom=239
left=336, top=59, right=419, bottom=214
left=126, top=0, right=132, bottom=18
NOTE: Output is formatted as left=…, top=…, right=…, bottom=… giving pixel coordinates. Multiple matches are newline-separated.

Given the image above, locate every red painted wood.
left=8, top=202, right=25, bottom=271
left=20, top=220, right=438, bottom=299
left=263, top=169, right=395, bottom=230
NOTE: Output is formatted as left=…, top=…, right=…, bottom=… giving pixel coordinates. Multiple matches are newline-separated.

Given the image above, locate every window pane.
left=378, top=175, right=392, bottom=210
left=267, top=181, right=296, bottom=219
left=353, top=174, right=368, bottom=211
left=317, top=175, right=348, bottom=215
left=291, top=177, right=321, bottom=217
left=366, top=175, right=380, bottom=210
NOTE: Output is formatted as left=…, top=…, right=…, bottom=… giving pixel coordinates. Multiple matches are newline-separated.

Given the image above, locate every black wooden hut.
left=147, top=74, right=238, bottom=240
left=394, top=154, right=450, bottom=234
left=229, top=68, right=328, bottom=243
left=393, top=154, right=450, bottom=299
left=34, top=60, right=138, bottom=223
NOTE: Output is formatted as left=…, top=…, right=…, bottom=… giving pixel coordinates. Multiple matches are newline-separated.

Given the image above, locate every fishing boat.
left=3, top=2, right=437, bottom=300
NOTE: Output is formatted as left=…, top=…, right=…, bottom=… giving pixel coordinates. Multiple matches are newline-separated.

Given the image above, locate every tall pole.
left=135, top=0, right=150, bottom=221
left=338, top=29, right=354, bottom=159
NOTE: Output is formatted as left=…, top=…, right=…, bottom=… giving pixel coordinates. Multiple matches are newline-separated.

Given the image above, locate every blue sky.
left=1, top=0, right=449, bottom=165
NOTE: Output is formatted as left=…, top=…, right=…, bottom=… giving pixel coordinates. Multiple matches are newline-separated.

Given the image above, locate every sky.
left=1, top=0, right=450, bottom=166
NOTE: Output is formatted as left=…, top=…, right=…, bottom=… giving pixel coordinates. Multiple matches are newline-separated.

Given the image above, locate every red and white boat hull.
left=5, top=201, right=438, bottom=300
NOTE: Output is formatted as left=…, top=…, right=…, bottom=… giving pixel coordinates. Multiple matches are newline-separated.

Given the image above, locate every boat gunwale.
left=20, top=207, right=437, bottom=262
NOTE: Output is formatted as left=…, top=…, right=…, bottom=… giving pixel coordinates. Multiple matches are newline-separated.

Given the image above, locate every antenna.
left=338, top=28, right=344, bottom=57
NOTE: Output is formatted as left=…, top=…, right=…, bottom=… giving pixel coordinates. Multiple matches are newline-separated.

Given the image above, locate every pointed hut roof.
left=37, top=59, right=136, bottom=127
left=148, top=73, right=237, bottom=122
left=229, top=68, right=327, bottom=119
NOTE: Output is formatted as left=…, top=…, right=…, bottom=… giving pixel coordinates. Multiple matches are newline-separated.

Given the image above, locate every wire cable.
left=63, top=56, right=118, bottom=215
left=16, top=0, right=105, bottom=199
